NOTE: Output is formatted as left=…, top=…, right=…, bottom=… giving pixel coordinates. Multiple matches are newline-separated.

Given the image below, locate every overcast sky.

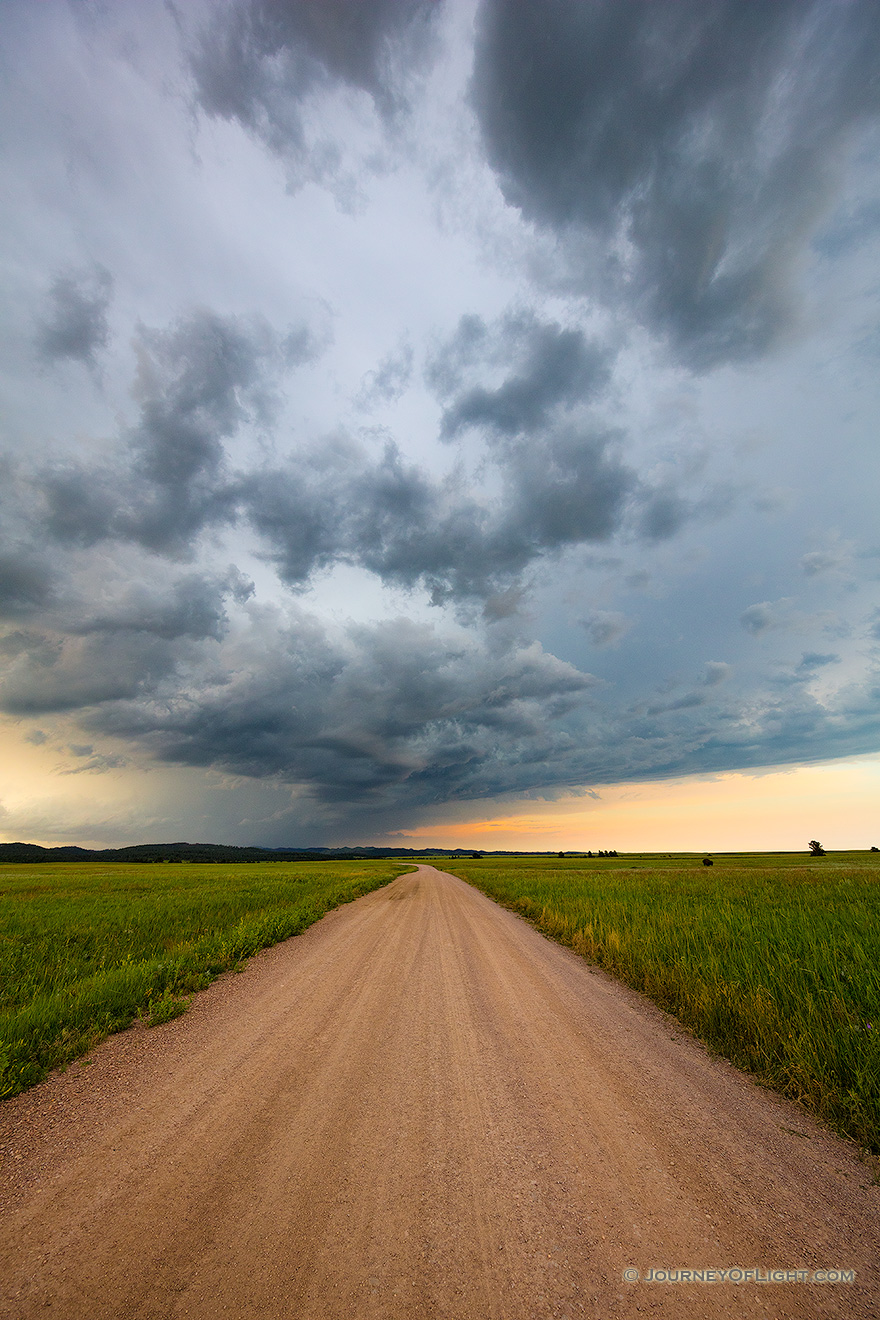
left=2, top=0, right=880, bottom=849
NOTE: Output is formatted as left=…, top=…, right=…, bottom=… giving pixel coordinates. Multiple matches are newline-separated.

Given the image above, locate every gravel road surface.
left=1, top=865, right=877, bottom=1319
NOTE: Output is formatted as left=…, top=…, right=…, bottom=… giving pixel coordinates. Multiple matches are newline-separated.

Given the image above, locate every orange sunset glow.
left=397, top=756, right=880, bottom=854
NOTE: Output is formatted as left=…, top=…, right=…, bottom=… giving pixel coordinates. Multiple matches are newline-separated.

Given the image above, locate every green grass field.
left=445, top=853, right=880, bottom=1154
left=0, top=860, right=405, bottom=1100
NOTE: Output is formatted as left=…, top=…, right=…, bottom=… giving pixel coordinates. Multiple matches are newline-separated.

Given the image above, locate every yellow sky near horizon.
left=397, top=757, right=880, bottom=854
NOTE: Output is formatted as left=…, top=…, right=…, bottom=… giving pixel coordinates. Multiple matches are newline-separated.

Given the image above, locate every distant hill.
left=0, top=841, right=553, bottom=864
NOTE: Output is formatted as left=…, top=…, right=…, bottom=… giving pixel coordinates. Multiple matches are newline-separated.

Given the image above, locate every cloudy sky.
left=2, top=0, right=880, bottom=850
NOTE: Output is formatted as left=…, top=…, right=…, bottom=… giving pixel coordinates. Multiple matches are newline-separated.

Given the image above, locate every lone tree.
left=809, top=840, right=826, bottom=856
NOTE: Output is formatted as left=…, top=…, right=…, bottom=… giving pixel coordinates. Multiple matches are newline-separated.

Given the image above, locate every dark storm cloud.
left=0, top=629, right=189, bottom=715
left=85, top=615, right=598, bottom=808
left=36, top=265, right=113, bottom=366
left=494, top=423, right=633, bottom=555
left=123, top=309, right=285, bottom=552
left=612, top=684, right=880, bottom=784
left=0, top=549, right=54, bottom=616
left=24, top=596, right=873, bottom=824
left=0, top=630, right=61, bottom=667
left=0, top=566, right=254, bottom=717
left=637, top=489, right=691, bottom=543
left=241, top=437, right=497, bottom=601
left=41, top=466, right=124, bottom=551
left=74, top=570, right=252, bottom=643
left=15, top=284, right=713, bottom=716
left=371, top=308, right=637, bottom=597
left=191, top=0, right=439, bottom=185
left=25, top=292, right=660, bottom=613
left=240, top=439, right=355, bottom=585
left=340, top=432, right=625, bottom=604
left=42, top=309, right=297, bottom=556
left=24, top=297, right=638, bottom=609
left=472, top=0, right=880, bottom=365
left=2, top=533, right=877, bottom=819
left=431, top=311, right=613, bottom=437
left=242, top=420, right=635, bottom=606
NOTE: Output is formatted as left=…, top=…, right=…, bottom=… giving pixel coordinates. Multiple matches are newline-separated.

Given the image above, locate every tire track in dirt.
left=1, top=865, right=877, bottom=1319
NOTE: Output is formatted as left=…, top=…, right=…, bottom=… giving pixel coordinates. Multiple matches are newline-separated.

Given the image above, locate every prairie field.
left=0, top=860, right=404, bottom=1100
left=446, top=853, right=880, bottom=1154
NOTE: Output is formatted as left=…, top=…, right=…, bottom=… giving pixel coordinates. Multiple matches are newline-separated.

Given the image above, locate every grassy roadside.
left=0, top=860, right=405, bottom=1100
left=444, top=853, right=880, bottom=1154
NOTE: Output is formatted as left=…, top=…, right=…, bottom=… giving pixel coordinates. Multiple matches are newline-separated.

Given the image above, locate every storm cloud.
left=472, top=0, right=880, bottom=365
left=432, top=311, right=613, bottom=438
left=190, top=0, right=440, bottom=194
left=27, top=303, right=640, bottom=607
left=85, top=618, right=597, bottom=811
left=36, top=265, right=113, bottom=367
left=239, top=422, right=635, bottom=603
left=41, top=309, right=300, bottom=556
left=0, top=550, right=55, bottom=617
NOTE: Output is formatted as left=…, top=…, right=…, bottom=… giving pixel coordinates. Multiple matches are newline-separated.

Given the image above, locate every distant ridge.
left=0, top=841, right=555, bottom=863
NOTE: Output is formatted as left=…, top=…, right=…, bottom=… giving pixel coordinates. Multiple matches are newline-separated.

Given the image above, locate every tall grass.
left=0, top=861, right=404, bottom=1099
left=447, top=854, right=880, bottom=1154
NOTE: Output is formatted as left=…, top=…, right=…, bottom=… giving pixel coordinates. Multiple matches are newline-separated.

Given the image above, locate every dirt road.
left=1, top=866, right=877, bottom=1319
